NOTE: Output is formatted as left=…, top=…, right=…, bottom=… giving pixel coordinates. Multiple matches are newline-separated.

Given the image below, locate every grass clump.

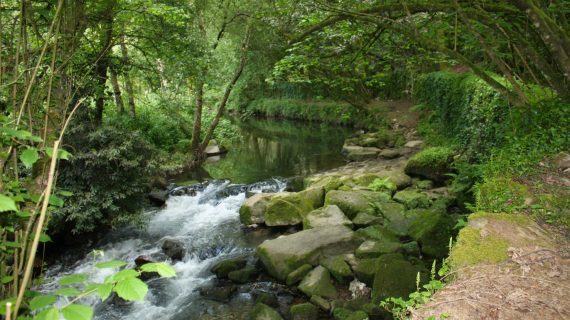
left=475, top=177, right=529, bottom=214
left=408, top=147, right=454, bottom=167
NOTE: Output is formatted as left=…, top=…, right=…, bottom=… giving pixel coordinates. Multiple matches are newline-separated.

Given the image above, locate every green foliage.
left=475, top=177, right=529, bottom=214
left=51, top=123, right=157, bottom=234
left=408, top=147, right=454, bottom=167
left=243, top=98, right=380, bottom=129
left=369, top=178, right=397, bottom=194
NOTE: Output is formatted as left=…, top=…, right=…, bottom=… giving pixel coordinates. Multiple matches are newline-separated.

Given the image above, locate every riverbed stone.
left=304, top=175, right=344, bottom=193
left=372, top=254, right=426, bottom=302
left=355, top=240, right=402, bottom=259
left=239, top=193, right=274, bottom=225
left=198, top=284, right=237, bottom=302
left=373, top=170, right=413, bottom=190
left=408, top=208, right=456, bottom=257
left=348, top=257, right=378, bottom=286
left=351, top=212, right=383, bottom=227
left=310, top=295, right=331, bottom=312
left=264, top=189, right=323, bottom=226
left=286, top=264, right=313, bottom=286
left=345, top=147, right=381, bottom=161
left=228, top=266, right=258, bottom=284
left=379, top=148, right=401, bottom=159
left=257, top=225, right=360, bottom=281
left=355, top=225, right=399, bottom=242
left=303, top=205, right=353, bottom=229
left=324, top=190, right=391, bottom=219
left=290, top=303, right=319, bottom=320
left=249, top=303, right=284, bottom=320
left=148, top=190, right=168, bottom=206
left=211, top=256, right=247, bottom=278
left=161, top=238, right=185, bottom=261
left=393, top=190, right=431, bottom=209
left=298, top=266, right=338, bottom=299
left=320, top=255, right=353, bottom=283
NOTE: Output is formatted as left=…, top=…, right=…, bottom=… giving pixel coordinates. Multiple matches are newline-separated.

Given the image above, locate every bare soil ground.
left=412, top=213, right=570, bottom=320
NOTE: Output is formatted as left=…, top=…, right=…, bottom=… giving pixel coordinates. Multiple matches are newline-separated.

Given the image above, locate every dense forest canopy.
left=0, top=0, right=568, bottom=319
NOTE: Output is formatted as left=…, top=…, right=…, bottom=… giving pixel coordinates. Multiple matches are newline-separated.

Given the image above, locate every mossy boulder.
left=332, top=308, right=369, bottom=320
left=239, top=193, right=274, bottom=225
left=298, top=266, right=338, bottom=299
left=310, top=295, right=331, bottom=311
left=305, top=175, right=344, bottom=193
left=211, top=256, right=247, bottom=278
left=405, top=147, right=454, bottom=183
left=286, top=264, right=313, bottom=286
left=320, top=255, right=353, bottom=283
left=372, top=254, right=426, bottom=302
left=249, top=303, right=283, bottom=320
left=376, top=202, right=411, bottom=236
left=347, top=311, right=369, bottom=320
left=264, top=189, right=323, bottom=226
left=355, top=240, right=403, bottom=259
left=303, top=205, right=353, bottom=229
left=408, top=208, right=456, bottom=257
left=346, top=147, right=381, bottom=161
left=355, top=225, right=399, bottom=242
left=228, top=266, right=258, bottom=284
left=351, top=212, right=383, bottom=227
left=325, top=190, right=391, bottom=219
left=352, top=170, right=411, bottom=191
left=348, top=257, right=378, bottom=285
left=257, top=225, right=360, bottom=281
left=393, top=190, right=431, bottom=209
left=290, top=303, right=319, bottom=320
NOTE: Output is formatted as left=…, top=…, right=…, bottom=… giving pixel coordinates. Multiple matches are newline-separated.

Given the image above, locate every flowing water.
left=42, top=119, right=354, bottom=319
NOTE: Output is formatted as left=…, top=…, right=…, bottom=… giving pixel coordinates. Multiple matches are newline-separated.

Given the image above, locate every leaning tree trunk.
left=120, top=33, right=136, bottom=116
left=110, top=67, right=124, bottom=113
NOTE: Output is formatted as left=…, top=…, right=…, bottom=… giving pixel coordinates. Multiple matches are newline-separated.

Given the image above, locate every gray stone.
left=303, top=205, right=353, bottom=229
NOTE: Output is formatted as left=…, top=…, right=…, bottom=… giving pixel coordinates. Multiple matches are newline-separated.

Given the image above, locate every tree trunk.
left=120, top=33, right=136, bottom=116
left=93, top=1, right=114, bottom=126
left=110, top=67, right=124, bottom=113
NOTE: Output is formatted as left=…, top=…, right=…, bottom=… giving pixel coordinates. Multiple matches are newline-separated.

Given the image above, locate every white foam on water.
left=40, top=180, right=277, bottom=320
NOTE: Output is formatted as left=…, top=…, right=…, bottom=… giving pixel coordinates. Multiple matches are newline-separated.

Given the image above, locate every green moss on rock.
left=286, top=264, right=313, bottom=286
left=303, top=205, right=353, bottom=229
left=372, top=254, right=426, bottom=302
left=264, top=190, right=321, bottom=226
left=393, top=190, right=431, bottom=209
left=355, top=240, right=402, bottom=259
left=249, top=303, right=283, bottom=320
left=405, top=147, right=454, bottom=182
left=290, top=303, right=319, bottom=320
left=298, top=266, right=338, bottom=299
left=320, top=255, right=353, bottom=283
left=450, top=226, right=509, bottom=268
left=325, top=190, right=391, bottom=219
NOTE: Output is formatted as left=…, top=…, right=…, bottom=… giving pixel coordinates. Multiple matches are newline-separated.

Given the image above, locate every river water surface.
left=42, top=119, right=353, bottom=319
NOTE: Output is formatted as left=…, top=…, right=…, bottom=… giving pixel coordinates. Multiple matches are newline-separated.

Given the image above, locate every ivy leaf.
left=140, top=263, right=176, bottom=278
left=113, top=277, right=148, bottom=301
left=20, top=148, right=39, bottom=168
left=61, top=304, right=93, bottom=320
left=59, top=274, right=88, bottom=286
left=34, top=307, right=59, bottom=320
left=95, top=260, right=127, bottom=269
left=56, top=287, right=81, bottom=297
left=29, top=295, right=57, bottom=311
left=0, top=194, right=18, bottom=212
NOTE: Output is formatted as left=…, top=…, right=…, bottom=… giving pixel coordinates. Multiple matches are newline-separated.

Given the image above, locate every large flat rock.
left=257, top=225, right=361, bottom=281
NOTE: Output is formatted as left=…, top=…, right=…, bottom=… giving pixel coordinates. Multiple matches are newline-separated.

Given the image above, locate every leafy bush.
left=369, top=178, right=397, bottom=194
left=475, top=177, right=529, bottom=214
left=51, top=123, right=157, bottom=235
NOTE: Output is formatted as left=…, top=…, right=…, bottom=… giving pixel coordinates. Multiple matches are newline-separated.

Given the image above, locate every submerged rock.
left=298, top=266, right=338, bottom=299
left=249, top=303, right=284, bottom=320
left=257, top=225, right=360, bottom=281
left=161, top=238, right=185, bottom=261
left=303, top=205, right=353, bottom=229
left=148, top=190, right=168, bottom=206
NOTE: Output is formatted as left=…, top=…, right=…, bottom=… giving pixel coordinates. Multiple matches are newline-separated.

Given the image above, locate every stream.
left=42, top=119, right=354, bottom=319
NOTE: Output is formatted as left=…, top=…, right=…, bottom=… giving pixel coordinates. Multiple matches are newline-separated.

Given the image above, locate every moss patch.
left=450, top=226, right=509, bottom=268
left=405, top=147, right=454, bottom=182
left=469, top=212, right=532, bottom=226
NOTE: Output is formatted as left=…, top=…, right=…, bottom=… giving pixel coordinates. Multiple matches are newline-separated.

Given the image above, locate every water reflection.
left=204, top=119, right=353, bottom=184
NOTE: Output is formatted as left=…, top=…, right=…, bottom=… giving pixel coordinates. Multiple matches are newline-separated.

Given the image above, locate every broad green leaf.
left=34, top=307, right=59, bottom=320
left=58, top=190, right=73, bottom=197
left=29, top=295, right=57, bottom=311
left=45, top=148, right=72, bottom=160
left=0, top=297, right=16, bottom=315
left=59, top=274, right=88, bottom=286
left=1, top=276, right=13, bottom=284
left=140, top=263, right=176, bottom=278
left=20, top=148, right=39, bottom=168
left=95, top=260, right=127, bottom=269
left=62, top=304, right=93, bottom=320
left=0, top=194, right=18, bottom=212
left=48, top=195, right=64, bottom=207
left=94, top=283, right=113, bottom=301
left=56, top=287, right=81, bottom=297
left=113, top=277, right=148, bottom=301
left=109, top=269, right=139, bottom=282
left=39, top=234, right=52, bottom=243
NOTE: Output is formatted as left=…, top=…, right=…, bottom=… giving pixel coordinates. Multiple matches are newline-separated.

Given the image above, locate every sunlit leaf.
left=59, top=274, right=88, bottom=286
left=29, top=295, right=57, bottom=311
left=95, top=260, right=127, bottom=269
left=56, top=287, right=81, bottom=297
left=113, top=277, right=148, bottom=301
left=140, top=262, right=176, bottom=278
left=20, top=148, right=39, bottom=168
left=0, top=194, right=18, bottom=212
left=61, top=304, right=93, bottom=320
